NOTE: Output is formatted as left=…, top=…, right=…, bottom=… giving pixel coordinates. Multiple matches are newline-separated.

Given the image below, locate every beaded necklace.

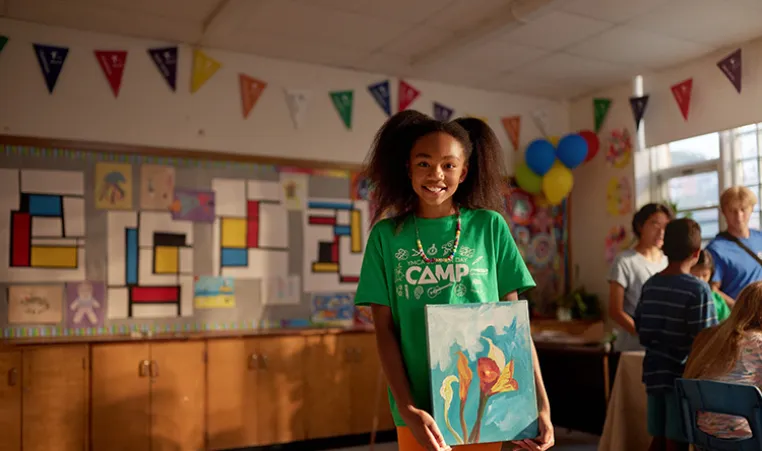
left=414, top=209, right=461, bottom=264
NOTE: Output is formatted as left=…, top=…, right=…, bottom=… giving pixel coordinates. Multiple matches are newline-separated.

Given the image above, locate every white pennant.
left=284, top=89, right=311, bottom=129
left=531, top=109, right=549, bottom=138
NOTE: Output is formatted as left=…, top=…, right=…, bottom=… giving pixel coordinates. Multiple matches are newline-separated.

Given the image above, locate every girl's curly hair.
left=363, top=111, right=508, bottom=225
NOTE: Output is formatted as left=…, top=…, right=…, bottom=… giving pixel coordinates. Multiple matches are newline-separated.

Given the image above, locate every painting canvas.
left=194, top=276, right=235, bottom=309
left=171, top=188, right=215, bottom=222
left=65, top=281, right=106, bottom=328
left=140, top=164, right=175, bottom=210
left=310, top=292, right=354, bottom=326
left=8, top=284, right=64, bottom=324
left=425, top=302, right=538, bottom=446
left=95, top=162, right=133, bottom=210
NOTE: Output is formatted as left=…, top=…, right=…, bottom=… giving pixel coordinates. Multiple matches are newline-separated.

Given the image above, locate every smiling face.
left=408, top=132, right=468, bottom=217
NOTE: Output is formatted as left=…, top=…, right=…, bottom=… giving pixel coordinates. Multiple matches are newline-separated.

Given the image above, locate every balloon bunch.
left=515, top=130, right=600, bottom=205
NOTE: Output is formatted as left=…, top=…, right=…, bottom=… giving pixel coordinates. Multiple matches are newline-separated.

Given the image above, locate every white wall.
left=0, top=18, right=569, bottom=167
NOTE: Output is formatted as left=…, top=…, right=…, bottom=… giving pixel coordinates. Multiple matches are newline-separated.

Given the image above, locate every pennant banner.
left=502, top=116, right=521, bottom=151
left=0, top=36, right=7, bottom=55
left=629, top=95, right=649, bottom=130
left=717, top=48, right=742, bottom=94
left=95, top=50, right=128, bottom=97
left=285, top=89, right=310, bottom=129
left=190, top=49, right=221, bottom=93
left=33, top=44, right=69, bottom=94
left=671, top=78, right=693, bottom=121
left=368, top=80, right=391, bottom=116
left=398, top=79, right=420, bottom=112
left=148, top=46, right=178, bottom=91
left=531, top=109, right=548, bottom=137
left=593, top=98, right=612, bottom=132
left=240, top=74, right=267, bottom=119
left=329, top=90, right=354, bottom=130
left=433, top=102, right=454, bottom=122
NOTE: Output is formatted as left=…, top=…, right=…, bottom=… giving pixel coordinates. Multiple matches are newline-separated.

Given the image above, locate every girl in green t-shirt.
left=691, top=250, right=732, bottom=322
left=355, top=111, right=554, bottom=451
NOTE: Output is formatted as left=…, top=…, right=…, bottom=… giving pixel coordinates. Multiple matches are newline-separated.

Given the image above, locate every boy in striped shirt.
left=635, top=218, right=718, bottom=450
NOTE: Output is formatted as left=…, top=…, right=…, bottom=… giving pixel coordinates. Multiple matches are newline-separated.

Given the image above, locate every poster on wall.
left=194, top=276, right=235, bottom=309
left=605, top=225, right=629, bottom=265
left=311, top=292, right=355, bottom=327
left=606, top=129, right=632, bottom=169
left=65, top=281, right=106, bottom=328
left=95, top=162, right=133, bottom=210
left=170, top=189, right=215, bottom=223
left=606, top=176, right=632, bottom=217
left=140, top=164, right=175, bottom=210
left=8, top=284, right=64, bottom=324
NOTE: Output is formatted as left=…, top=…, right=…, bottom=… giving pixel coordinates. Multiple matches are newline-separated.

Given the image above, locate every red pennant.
left=502, top=116, right=521, bottom=151
left=94, top=50, right=127, bottom=97
left=239, top=74, right=267, bottom=119
left=671, top=78, right=693, bottom=121
left=398, top=80, right=420, bottom=112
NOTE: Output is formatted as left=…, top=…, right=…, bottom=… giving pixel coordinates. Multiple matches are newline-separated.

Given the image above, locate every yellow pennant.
left=190, top=49, right=221, bottom=93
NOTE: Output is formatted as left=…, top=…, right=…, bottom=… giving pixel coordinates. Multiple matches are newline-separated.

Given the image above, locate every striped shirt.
left=635, top=273, right=718, bottom=393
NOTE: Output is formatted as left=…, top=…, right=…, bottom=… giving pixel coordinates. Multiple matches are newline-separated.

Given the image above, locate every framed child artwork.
left=425, top=302, right=538, bottom=446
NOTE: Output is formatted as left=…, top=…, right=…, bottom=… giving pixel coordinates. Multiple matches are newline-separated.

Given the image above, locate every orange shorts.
left=396, top=427, right=502, bottom=451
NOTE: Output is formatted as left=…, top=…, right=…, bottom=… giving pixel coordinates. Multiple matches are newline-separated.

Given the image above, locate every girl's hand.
left=511, top=412, right=554, bottom=450
left=400, top=406, right=452, bottom=451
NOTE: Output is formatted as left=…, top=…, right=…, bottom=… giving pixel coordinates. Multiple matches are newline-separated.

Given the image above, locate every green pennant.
left=330, top=90, right=353, bottom=130
left=593, top=98, right=612, bottom=132
left=0, top=36, right=7, bottom=55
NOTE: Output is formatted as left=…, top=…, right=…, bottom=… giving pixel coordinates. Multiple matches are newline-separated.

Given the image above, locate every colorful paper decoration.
left=605, top=225, right=628, bottom=265
left=368, top=80, right=391, bottom=116
left=629, top=95, right=649, bottom=130
left=398, top=79, right=420, bottom=112
left=717, top=48, right=742, bottom=94
left=606, top=128, right=633, bottom=169
left=433, top=102, right=454, bottom=121
left=0, top=36, right=8, bottom=55
left=190, top=49, right=221, bottom=93
left=593, top=98, right=612, bottom=133
left=148, top=47, right=178, bottom=91
left=671, top=78, right=693, bottom=121
left=94, top=50, right=128, bottom=97
left=329, top=90, right=354, bottom=130
left=239, top=74, right=267, bottom=119
left=606, top=176, right=632, bottom=216
left=502, top=116, right=521, bottom=151
left=33, top=44, right=69, bottom=94
left=284, top=89, right=310, bottom=129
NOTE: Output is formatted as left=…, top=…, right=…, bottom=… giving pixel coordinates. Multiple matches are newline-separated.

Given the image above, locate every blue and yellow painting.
left=193, top=276, right=235, bottom=309
left=310, top=292, right=355, bottom=327
left=425, top=302, right=538, bottom=446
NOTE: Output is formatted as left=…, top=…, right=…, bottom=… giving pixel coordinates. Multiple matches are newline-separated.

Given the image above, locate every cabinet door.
left=22, top=345, right=88, bottom=451
left=150, top=341, right=206, bottom=451
left=304, top=334, right=352, bottom=439
left=91, top=343, right=151, bottom=451
left=256, top=335, right=306, bottom=445
left=206, top=338, right=258, bottom=450
left=0, top=351, right=21, bottom=451
left=349, top=333, right=385, bottom=434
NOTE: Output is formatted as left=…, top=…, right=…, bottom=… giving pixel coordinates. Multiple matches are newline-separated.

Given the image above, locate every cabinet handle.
left=138, top=360, right=150, bottom=377
left=7, top=368, right=17, bottom=386
left=247, top=353, right=259, bottom=370
left=260, top=355, right=268, bottom=370
left=150, top=360, right=159, bottom=378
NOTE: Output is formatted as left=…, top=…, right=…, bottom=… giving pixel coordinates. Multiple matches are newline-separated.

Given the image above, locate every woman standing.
left=608, top=203, right=672, bottom=351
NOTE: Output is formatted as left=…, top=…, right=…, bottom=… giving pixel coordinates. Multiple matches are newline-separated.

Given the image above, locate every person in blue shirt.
left=635, top=218, right=718, bottom=451
left=706, top=186, right=762, bottom=305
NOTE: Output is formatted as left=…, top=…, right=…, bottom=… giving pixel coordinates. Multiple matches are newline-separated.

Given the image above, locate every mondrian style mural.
left=106, top=211, right=193, bottom=319
left=303, top=198, right=369, bottom=292
left=211, top=178, right=288, bottom=279
left=0, top=169, right=86, bottom=282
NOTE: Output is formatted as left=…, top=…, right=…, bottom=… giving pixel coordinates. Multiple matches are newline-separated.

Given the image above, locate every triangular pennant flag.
left=593, top=98, right=612, bottom=133
left=398, top=79, right=420, bottom=112
left=368, top=80, right=391, bottom=116
left=240, top=74, right=267, bottom=119
left=190, top=49, right=221, bottom=93
left=531, top=109, right=548, bottom=137
left=717, top=48, right=742, bottom=94
left=502, top=116, right=521, bottom=151
left=33, top=44, right=69, bottom=94
left=671, top=78, right=693, bottom=121
left=329, top=90, right=354, bottom=130
left=94, top=50, right=128, bottom=97
left=629, top=95, right=649, bottom=130
left=148, top=46, right=178, bottom=91
left=0, top=36, right=8, bottom=55
left=433, top=102, right=454, bottom=121
left=284, top=89, right=310, bottom=129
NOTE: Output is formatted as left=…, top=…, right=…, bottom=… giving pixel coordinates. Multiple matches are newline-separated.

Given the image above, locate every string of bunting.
left=0, top=35, right=530, bottom=146
left=592, top=47, right=743, bottom=131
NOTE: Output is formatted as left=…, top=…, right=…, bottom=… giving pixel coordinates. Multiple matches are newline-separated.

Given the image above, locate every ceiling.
left=3, top=0, right=762, bottom=100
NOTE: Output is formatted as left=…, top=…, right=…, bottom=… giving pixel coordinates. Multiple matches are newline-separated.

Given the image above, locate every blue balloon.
left=556, top=134, right=589, bottom=169
left=525, top=139, right=556, bottom=176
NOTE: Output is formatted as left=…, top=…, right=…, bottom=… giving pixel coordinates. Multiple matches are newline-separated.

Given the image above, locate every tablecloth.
left=598, top=351, right=650, bottom=451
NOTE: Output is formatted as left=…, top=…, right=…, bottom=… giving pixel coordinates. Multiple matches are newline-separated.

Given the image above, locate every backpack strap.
left=717, top=231, right=762, bottom=266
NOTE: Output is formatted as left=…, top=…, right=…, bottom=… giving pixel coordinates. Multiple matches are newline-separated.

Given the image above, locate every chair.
left=675, top=378, right=762, bottom=451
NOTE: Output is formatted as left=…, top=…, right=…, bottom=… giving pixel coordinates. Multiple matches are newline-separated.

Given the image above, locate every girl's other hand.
left=511, top=412, right=555, bottom=450
left=400, top=405, right=452, bottom=451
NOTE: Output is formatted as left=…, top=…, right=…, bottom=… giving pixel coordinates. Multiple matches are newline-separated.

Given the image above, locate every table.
left=598, top=351, right=650, bottom=451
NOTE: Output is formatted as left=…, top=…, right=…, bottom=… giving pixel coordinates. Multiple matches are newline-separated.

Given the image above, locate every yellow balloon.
left=548, top=135, right=560, bottom=146
left=542, top=161, right=574, bottom=205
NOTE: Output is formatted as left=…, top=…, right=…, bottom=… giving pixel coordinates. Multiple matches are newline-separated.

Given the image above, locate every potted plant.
left=555, top=287, right=601, bottom=321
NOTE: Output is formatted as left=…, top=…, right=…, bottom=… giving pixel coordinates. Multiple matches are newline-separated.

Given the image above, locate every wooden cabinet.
left=91, top=341, right=205, bottom=451
left=207, top=336, right=306, bottom=450
left=0, top=345, right=88, bottom=451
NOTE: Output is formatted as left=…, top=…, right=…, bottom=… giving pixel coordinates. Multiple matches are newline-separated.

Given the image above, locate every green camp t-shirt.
left=711, top=291, right=731, bottom=322
left=354, top=208, right=536, bottom=426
